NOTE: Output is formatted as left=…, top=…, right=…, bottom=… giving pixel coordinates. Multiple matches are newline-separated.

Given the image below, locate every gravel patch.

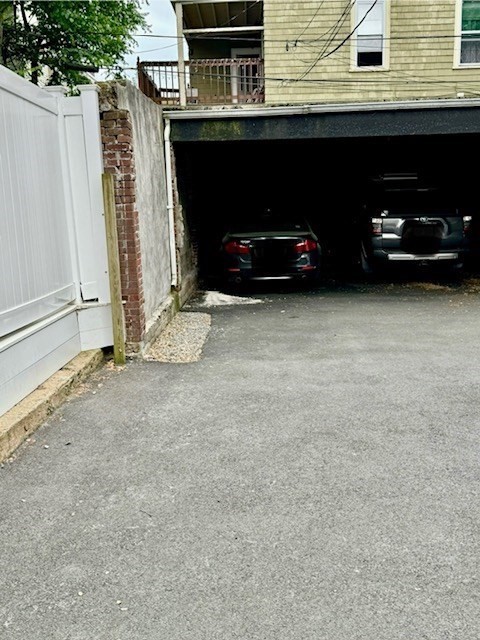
left=464, top=277, right=480, bottom=293
left=145, top=313, right=211, bottom=363
left=402, top=281, right=450, bottom=291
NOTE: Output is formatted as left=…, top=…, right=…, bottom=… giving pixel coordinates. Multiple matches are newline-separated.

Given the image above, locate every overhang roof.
left=164, top=99, right=480, bottom=143
left=171, top=1, right=263, bottom=31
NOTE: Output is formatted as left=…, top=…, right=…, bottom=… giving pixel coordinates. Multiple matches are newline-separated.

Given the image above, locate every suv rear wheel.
left=360, top=242, right=374, bottom=274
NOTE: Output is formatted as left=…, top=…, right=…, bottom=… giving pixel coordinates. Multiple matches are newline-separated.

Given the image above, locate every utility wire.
left=316, top=0, right=354, bottom=58
left=296, top=44, right=469, bottom=93
left=202, top=32, right=468, bottom=43
left=136, top=42, right=178, bottom=54
left=126, top=32, right=472, bottom=44
left=131, top=64, right=480, bottom=86
left=13, top=25, right=468, bottom=45
left=287, top=0, right=353, bottom=61
left=296, top=0, right=358, bottom=81
left=318, top=0, right=381, bottom=62
left=289, top=0, right=326, bottom=49
left=111, top=60, right=480, bottom=99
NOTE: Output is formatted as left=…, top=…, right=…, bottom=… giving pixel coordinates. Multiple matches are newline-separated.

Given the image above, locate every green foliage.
left=0, top=0, right=148, bottom=86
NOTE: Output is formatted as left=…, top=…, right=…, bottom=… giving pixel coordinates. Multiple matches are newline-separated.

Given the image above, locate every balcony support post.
left=175, top=2, right=187, bottom=107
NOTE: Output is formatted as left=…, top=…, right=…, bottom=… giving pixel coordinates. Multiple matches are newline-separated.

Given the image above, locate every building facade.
left=138, top=0, right=480, bottom=107
left=264, top=0, right=480, bottom=104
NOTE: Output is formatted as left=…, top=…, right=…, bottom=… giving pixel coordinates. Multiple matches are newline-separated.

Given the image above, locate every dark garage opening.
left=174, top=134, right=480, bottom=285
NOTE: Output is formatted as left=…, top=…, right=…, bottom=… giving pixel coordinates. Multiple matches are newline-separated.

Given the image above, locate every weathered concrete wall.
left=264, top=0, right=480, bottom=105
left=115, top=83, right=171, bottom=327
left=171, top=145, right=197, bottom=307
left=99, top=81, right=177, bottom=353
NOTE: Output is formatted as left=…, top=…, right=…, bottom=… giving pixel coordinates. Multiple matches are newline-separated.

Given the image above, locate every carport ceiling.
left=173, top=1, right=263, bottom=30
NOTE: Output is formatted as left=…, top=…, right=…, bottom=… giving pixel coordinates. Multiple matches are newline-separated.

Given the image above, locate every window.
left=461, top=0, right=480, bottom=64
left=355, top=0, right=386, bottom=67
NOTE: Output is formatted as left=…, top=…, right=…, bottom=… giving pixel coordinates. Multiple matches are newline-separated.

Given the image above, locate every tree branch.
left=18, top=0, right=29, bottom=31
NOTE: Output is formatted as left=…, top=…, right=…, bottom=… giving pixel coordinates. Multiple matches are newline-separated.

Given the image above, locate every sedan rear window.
left=229, top=213, right=309, bottom=233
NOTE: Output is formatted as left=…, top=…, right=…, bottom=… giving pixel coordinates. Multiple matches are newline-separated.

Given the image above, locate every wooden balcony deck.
left=138, top=58, right=265, bottom=107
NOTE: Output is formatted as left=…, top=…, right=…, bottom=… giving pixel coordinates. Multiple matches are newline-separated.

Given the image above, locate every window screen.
left=355, top=0, right=385, bottom=67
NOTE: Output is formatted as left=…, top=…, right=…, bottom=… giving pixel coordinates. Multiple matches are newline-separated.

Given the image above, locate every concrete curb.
left=0, top=349, right=104, bottom=463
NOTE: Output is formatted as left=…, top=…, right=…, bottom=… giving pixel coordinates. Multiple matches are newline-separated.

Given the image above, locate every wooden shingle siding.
left=264, top=0, right=479, bottom=104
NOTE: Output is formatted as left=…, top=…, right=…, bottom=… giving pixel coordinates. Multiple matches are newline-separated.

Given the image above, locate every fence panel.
left=0, top=70, right=75, bottom=338
left=0, top=66, right=112, bottom=417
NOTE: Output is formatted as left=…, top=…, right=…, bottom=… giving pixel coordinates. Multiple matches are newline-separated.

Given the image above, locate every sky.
left=123, top=0, right=181, bottom=81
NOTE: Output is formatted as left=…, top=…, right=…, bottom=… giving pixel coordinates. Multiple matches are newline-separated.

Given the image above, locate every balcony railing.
left=138, top=59, right=265, bottom=107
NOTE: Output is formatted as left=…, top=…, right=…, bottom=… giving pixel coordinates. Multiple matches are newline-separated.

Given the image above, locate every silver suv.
left=359, top=180, right=472, bottom=273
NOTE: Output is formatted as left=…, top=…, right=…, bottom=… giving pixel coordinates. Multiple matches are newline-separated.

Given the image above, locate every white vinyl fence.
left=0, top=66, right=113, bottom=416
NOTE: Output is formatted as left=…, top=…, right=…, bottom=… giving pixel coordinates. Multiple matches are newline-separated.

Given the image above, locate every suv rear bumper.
left=386, top=252, right=459, bottom=262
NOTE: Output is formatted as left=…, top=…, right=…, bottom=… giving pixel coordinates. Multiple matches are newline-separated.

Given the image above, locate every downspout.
left=164, top=116, right=178, bottom=288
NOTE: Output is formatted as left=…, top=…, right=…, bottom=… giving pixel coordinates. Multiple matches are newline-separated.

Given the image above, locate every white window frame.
left=454, top=0, right=480, bottom=67
left=350, top=0, right=390, bottom=72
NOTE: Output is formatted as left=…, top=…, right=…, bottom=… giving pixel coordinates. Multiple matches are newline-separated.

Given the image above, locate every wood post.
left=102, top=173, right=126, bottom=365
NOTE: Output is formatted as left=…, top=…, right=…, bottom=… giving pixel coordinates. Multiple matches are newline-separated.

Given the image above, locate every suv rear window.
left=366, top=189, right=459, bottom=217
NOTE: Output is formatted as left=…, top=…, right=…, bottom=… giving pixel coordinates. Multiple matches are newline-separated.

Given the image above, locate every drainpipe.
left=164, top=116, right=178, bottom=288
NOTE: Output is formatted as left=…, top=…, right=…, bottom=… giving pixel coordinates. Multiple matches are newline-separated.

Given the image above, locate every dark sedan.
left=221, top=213, right=322, bottom=284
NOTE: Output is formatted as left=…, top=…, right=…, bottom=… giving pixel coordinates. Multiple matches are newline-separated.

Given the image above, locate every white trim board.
left=77, top=304, right=113, bottom=351
left=0, top=309, right=81, bottom=416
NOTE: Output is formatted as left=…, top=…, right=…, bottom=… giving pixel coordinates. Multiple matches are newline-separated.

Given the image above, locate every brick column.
left=100, top=110, right=145, bottom=350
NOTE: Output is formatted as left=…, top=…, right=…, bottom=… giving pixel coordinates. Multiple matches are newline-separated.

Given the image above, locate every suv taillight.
left=295, top=238, right=318, bottom=253
left=463, top=215, right=472, bottom=235
left=224, top=240, right=251, bottom=255
left=371, top=218, right=383, bottom=235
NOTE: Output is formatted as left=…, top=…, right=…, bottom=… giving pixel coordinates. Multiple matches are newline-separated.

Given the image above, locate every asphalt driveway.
left=1, top=282, right=480, bottom=639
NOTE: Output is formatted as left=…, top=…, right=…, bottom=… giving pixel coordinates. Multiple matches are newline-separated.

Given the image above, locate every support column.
left=176, top=2, right=187, bottom=107
left=101, top=110, right=146, bottom=351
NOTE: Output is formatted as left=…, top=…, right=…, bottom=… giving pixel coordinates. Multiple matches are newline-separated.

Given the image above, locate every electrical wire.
left=136, top=42, right=178, bottom=54
left=289, top=0, right=326, bottom=49
left=64, top=31, right=471, bottom=46
left=296, top=41, right=454, bottom=88
left=107, top=59, right=480, bottom=100
left=294, top=0, right=355, bottom=81
left=318, top=0, right=380, bottom=60
left=130, top=64, right=480, bottom=86
left=316, top=0, right=354, bottom=59
left=34, top=28, right=470, bottom=45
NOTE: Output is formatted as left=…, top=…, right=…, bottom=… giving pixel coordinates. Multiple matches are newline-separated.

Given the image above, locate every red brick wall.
left=101, top=110, right=145, bottom=349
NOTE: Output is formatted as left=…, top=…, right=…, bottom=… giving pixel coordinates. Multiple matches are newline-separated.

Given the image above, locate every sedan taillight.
left=371, top=218, right=383, bottom=235
left=463, top=215, right=472, bottom=235
left=224, top=240, right=251, bottom=255
left=294, top=238, right=318, bottom=253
